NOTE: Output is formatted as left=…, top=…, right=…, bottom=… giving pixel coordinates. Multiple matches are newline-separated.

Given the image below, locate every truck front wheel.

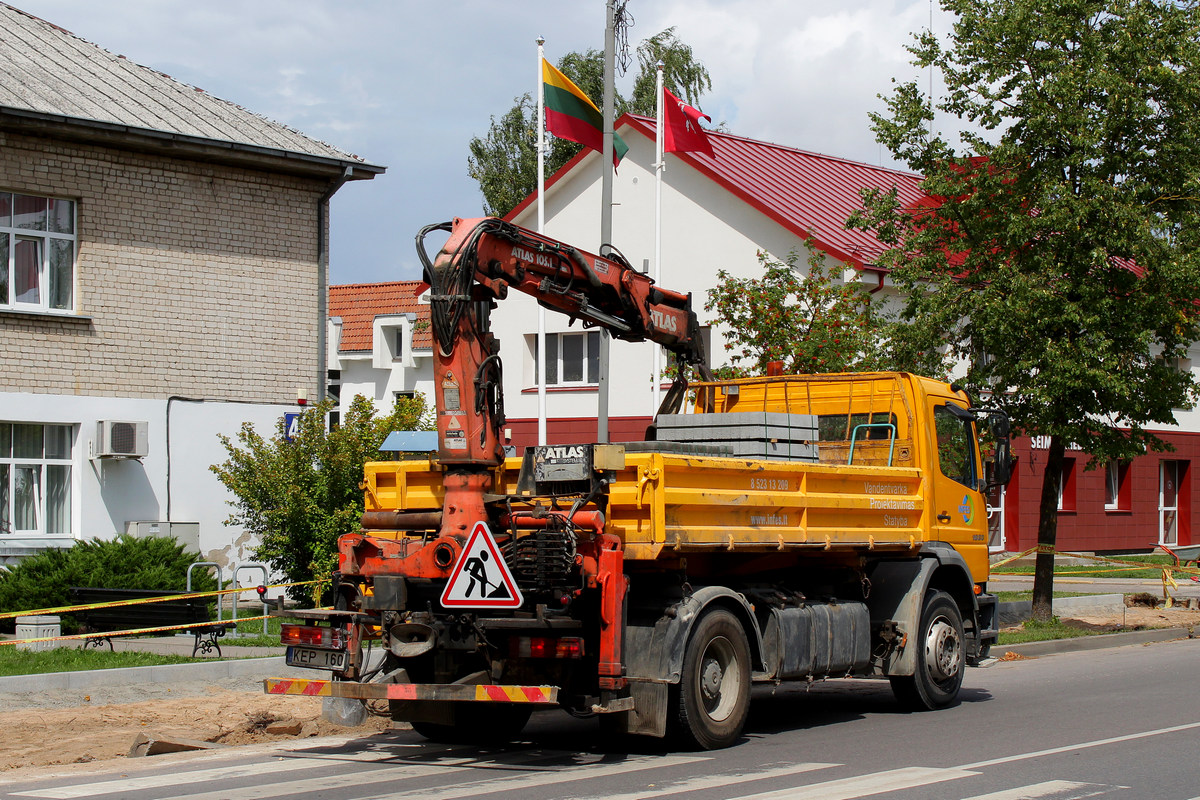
left=672, top=607, right=751, bottom=750
left=890, top=590, right=964, bottom=710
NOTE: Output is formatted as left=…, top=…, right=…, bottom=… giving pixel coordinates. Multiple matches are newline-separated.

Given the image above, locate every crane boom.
left=416, top=216, right=709, bottom=471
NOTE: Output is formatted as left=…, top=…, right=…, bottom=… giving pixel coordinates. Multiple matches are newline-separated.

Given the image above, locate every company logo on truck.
left=650, top=309, right=678, bottom=333
left=959, top=493, right=975, bottom=524
left=513, top=247, right=555, bottom=269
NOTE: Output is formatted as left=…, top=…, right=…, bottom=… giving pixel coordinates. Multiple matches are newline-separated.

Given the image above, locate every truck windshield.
left=934, top=404, right=978, bottom=490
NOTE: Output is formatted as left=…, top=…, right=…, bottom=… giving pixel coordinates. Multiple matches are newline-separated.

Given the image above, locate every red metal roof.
left=329, top=281, right=431, bottom=353
left=508, top=113, right=924, bottom=270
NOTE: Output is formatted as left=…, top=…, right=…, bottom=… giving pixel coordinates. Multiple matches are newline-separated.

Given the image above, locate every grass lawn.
left=0, top=645, right=202, bottom=677
left=993, top=590, right=1097, bottom=602
left=223, top=614, right=284, bottom=647
left=997, top=618, right=1101, bottom=645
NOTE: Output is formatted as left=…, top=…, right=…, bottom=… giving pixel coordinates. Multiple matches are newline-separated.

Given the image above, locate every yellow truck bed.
left=364, top=450, right=926, bottom=562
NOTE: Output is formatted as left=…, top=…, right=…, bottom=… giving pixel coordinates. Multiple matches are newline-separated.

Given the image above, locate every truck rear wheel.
left=672, top=607, right=751, bottom=750
left=890, top=591, right=964, bottom=710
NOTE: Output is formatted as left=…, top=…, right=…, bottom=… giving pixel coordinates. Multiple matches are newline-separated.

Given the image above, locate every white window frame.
left=1104, top=459, right=1129, bottom=510
left=0, top=191, right=76, bottom=313
left=1159, top=460, right=1181, bottom=546
left=0, top=422, right=75, bottom=537
left=372, top=314, right=412, bottom=369
left=987, top=484, right=1006, bottom=552
left=534, top=331, right=601, bottom=387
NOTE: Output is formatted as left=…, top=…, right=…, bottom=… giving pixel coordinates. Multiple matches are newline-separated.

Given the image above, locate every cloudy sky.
left=12, top=0, right=950, bottom=285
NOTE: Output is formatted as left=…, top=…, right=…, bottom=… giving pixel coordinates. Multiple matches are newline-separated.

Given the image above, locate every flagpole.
left=652, top=61, right=664, bottom=414
left=536, top=36, right=547, bottom=446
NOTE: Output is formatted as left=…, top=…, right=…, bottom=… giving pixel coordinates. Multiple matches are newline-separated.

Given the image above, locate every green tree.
left=629, top=27, right=713, bottom=115
left=210, top=395, right=432, bottom=601
left=704, top=247, right=944, bottom=379
left=706, top=249, right=882, bottom=377
left=850, top=0, right=1200, bottom=618
left=467, top=29, right=713, bottom=217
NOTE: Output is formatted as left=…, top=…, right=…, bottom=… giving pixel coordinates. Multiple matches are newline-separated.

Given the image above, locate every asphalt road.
left=4, top=636, right=1199, bottom=800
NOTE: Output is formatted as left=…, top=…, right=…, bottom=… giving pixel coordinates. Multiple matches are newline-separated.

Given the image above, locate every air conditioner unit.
left=94, top=420, right=149, bottom=458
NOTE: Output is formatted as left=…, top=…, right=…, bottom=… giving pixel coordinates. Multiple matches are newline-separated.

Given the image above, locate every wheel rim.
left=923, top=613, right=962, bottom=684
left=697, top=634, right=741, bottom=722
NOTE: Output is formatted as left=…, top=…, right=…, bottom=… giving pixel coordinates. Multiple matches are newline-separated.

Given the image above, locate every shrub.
left=0, top=535, right=218, bottom=633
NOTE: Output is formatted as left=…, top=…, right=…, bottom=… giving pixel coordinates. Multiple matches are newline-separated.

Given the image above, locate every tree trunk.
left=1031, top=436, right=1065, bottom=621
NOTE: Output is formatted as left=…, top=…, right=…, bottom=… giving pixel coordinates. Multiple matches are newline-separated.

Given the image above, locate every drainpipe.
left=867, top=269, right=886, bottom=295
left=317, top=167, right=353, bottom=402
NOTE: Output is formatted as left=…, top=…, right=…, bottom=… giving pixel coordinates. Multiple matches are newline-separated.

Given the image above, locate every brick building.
left=0, top=4, right=383, bottom=566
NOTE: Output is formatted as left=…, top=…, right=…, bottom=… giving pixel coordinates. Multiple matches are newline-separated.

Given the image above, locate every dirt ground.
left=1, top=603, right=1197, bottom=781
left=0, top=677, right=394, bottom=779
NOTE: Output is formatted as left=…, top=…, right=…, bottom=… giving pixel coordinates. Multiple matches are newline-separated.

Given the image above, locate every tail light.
left=510, top=636, right=584, bottom=659
left=281, top=623, right=347, bottom=649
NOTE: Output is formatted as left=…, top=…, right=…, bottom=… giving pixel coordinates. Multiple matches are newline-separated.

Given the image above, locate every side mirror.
left=974, top=409, right=1013, bottom=488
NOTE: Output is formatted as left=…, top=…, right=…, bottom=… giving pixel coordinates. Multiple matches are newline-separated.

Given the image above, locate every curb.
left=997, top=593, right=1126, bottom=625
left=0, top=655, right=302, bottom=693
left=998, top=625, right=1195, bottom=659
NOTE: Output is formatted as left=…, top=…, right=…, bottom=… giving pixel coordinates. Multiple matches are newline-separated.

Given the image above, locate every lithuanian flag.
left=543, top=58, right=628, bottom=167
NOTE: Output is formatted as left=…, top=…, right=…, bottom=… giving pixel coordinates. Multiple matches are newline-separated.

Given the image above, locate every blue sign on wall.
left=283, top=412, right=302, bottom=442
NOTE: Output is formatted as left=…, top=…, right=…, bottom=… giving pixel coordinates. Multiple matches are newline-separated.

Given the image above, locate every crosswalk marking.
left=961, top=781, right=1122, bottom=800
left=571, top=762, right=840, bottom=800
left=11, top=757, right=383, bottom=800
left=728, top=766, right=980, bottom=800
left=11, top=757, right=477, bottom=800
left=154, top=754, right=704, bottom=800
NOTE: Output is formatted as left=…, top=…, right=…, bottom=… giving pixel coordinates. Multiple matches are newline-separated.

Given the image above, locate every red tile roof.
left=508, top=113, right=924, bottom=270
left=329, top=281, right=431, bottom=353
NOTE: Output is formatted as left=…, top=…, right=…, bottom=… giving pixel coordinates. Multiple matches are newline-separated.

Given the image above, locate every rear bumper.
left=264, top=677, right=559, bottom=704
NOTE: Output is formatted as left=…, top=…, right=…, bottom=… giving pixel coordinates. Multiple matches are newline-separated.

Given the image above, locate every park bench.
left=68, top=587, right=235, bottom=657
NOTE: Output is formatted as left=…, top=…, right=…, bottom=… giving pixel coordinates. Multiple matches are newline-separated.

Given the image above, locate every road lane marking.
left=729, top=766, right=980, bottom=800
left=961, top=781, right=1122, bottom=800
left=959, top=720, right=1200, bottom=770
left=571, top=762, right=840, bottom=800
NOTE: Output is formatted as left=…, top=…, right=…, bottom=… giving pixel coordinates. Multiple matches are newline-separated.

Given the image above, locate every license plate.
left=286, top=645, right=348, bottom=671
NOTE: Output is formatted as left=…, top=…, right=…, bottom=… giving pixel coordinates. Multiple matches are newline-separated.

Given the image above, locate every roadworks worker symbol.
left=441, top=522, right=524, bottom=609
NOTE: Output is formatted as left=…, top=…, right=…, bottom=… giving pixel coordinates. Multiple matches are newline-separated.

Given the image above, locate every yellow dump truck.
left=268, top=370, right=1010, bottom=750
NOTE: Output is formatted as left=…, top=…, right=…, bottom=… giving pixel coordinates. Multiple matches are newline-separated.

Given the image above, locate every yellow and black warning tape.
left=0, top=613, right=268, bottom=647
left=990, top=545, right=1200, bottom=600
left=0, top=579, right=321, bottom=622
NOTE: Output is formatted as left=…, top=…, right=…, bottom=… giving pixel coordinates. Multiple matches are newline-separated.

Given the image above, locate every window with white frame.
left=0, top=192, right=76, bottom=312
left=533, top=331, right=601, bottom=386
left=0, top=423, right=74, bottom=536
left=1105, top=459, right=1131, bottom=510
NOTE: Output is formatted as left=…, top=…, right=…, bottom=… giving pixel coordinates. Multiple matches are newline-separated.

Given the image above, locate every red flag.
left=663, top=87, right=715, bottom=157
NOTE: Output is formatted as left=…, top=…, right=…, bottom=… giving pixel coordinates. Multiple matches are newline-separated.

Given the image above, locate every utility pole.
left=597, top=0, right=617, bottom=443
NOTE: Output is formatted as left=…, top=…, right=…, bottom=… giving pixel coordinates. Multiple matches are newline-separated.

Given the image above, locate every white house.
left=494, top=113, right=924, bottom=445
left=327, top=281, right=434, bottom=419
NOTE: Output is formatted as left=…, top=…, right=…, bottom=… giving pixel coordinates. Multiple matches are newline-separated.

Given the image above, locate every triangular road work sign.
left=441, top=522, right=524, bottom=609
